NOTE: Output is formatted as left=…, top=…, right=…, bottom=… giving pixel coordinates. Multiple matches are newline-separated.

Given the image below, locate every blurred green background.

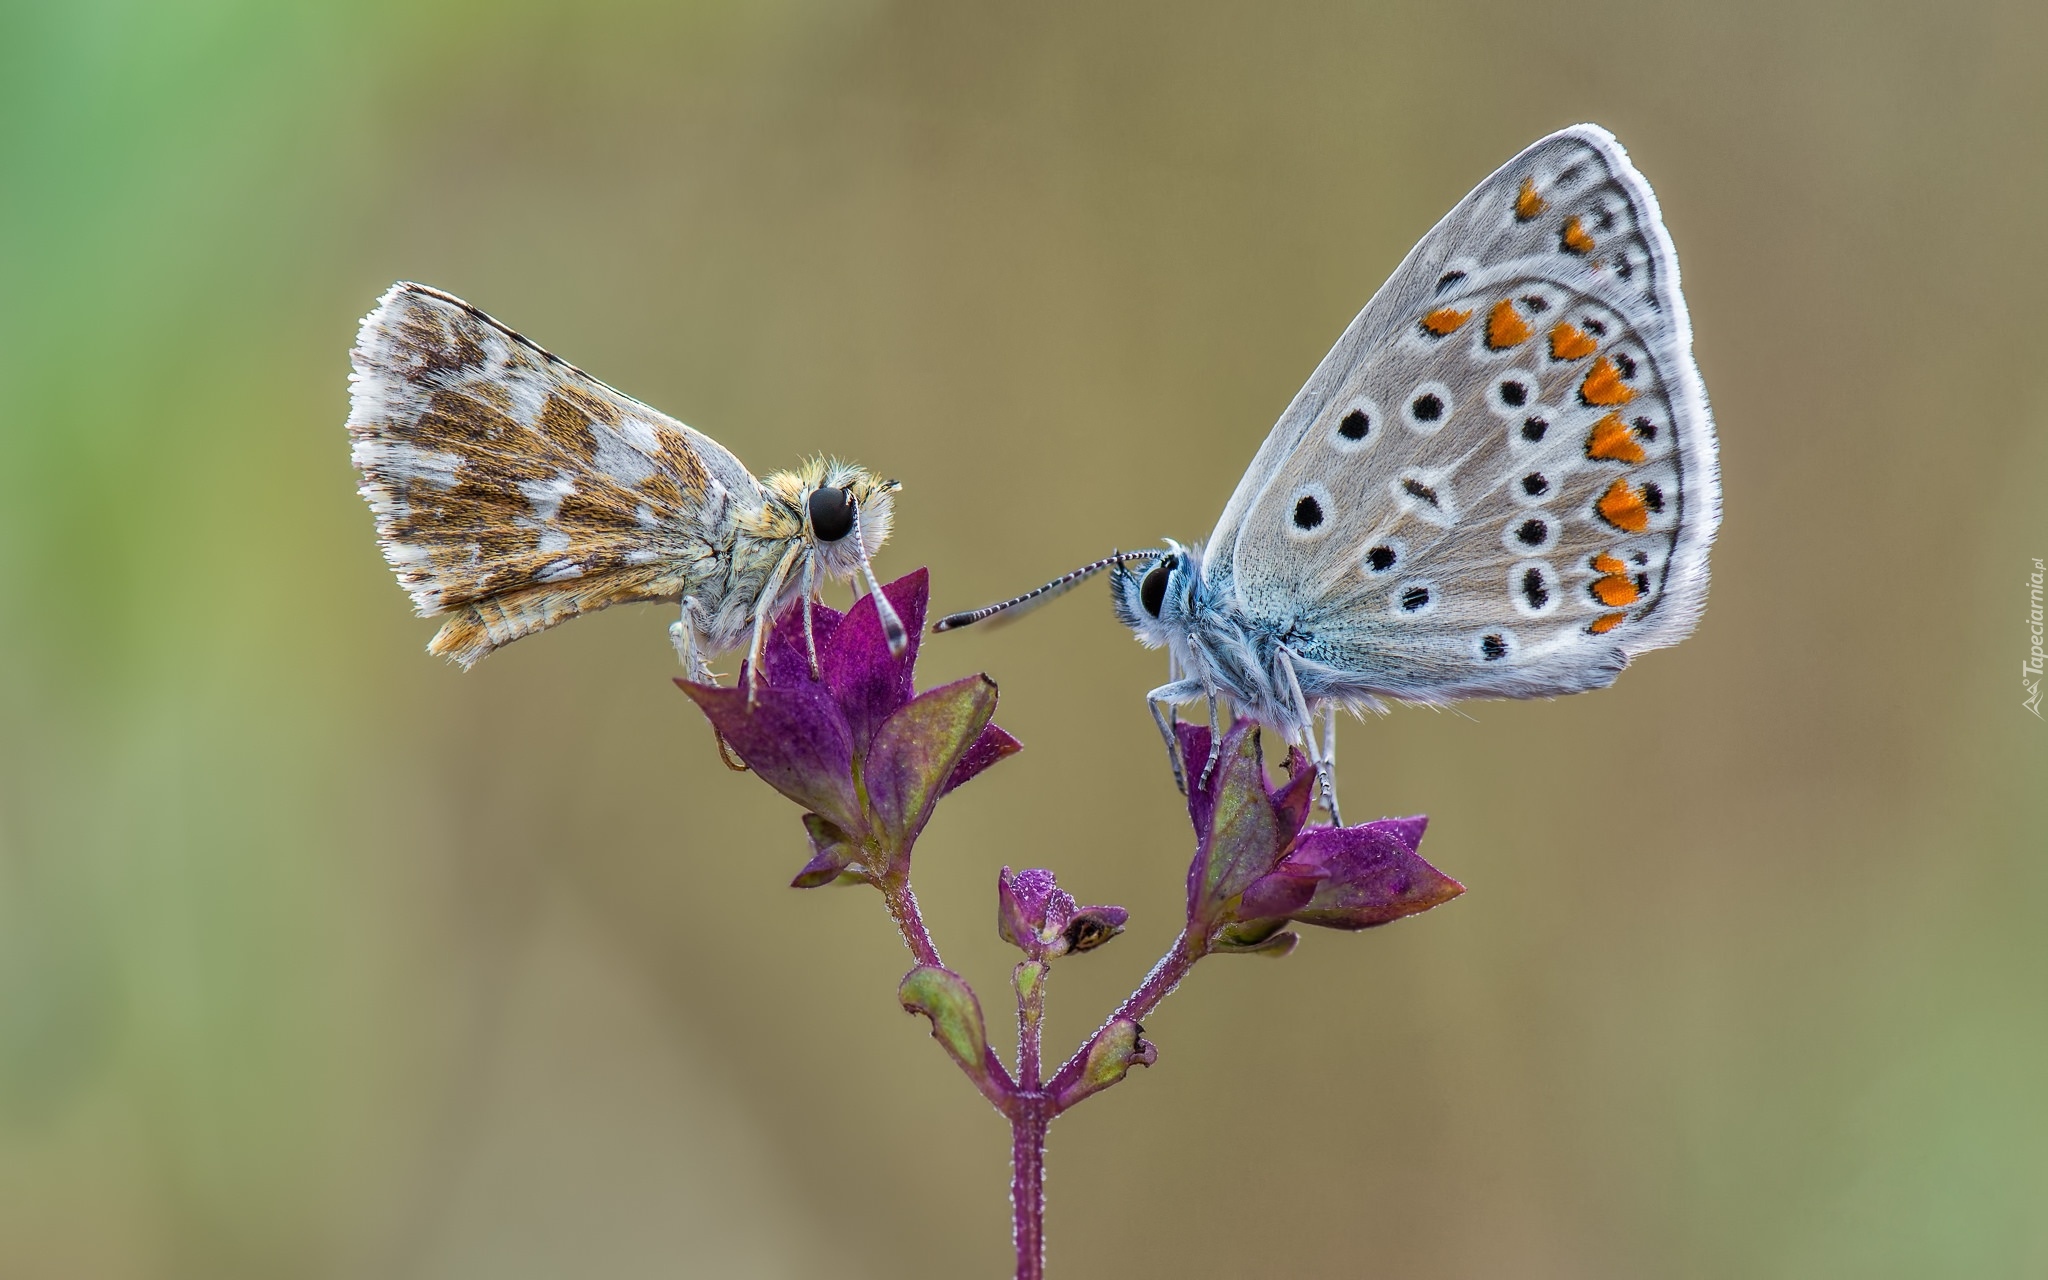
left=4, top=1, right=2046, bottom=1276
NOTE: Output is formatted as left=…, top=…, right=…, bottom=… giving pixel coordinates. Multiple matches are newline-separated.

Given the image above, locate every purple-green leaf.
left=865, top=675, right=997, bottom=846
left=792, top=814, right=864, bottom=888
left=679, top=682, right=862, bottom=835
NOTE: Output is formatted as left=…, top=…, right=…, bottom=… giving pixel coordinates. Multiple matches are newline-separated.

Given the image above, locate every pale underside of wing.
left=1208, top=125, right=1702, bottom=563
left=347, top=283, right=763, bottom=663
left=1218, top=126, right=1719, bottom=703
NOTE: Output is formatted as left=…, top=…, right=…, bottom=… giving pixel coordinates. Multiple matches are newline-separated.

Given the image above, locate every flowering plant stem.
left=880, top=873, right=943, bottom=969
left=884, top=869, right=1056, bottom=1277
left=682, top=572, right=1462, bottom=1279
left=880, top=866, right=1198, bottom=1276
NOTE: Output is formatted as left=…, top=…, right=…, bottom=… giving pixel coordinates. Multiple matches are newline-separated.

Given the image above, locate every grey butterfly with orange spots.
left=937, top=125, right=1720, bottom=820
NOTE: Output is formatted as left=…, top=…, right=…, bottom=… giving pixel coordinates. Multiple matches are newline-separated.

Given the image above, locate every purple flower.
left=679, top=570, right=1020, bottom=885
left=997, top=868, right=1129, bottom=960
left=1176, top=719, right=1462, bottom=954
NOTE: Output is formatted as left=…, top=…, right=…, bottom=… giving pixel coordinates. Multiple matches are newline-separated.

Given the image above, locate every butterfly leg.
left=1198, top=689, right=1222, bottom=789
left=1320, top=701, right=1343, bottom=826
left=670, top=597, right=712, bottom=684
left=800, top=554, right=822, bottom=680
left=1150, top=697, right=1185, bottom=796
left=1145, top=678, right=1206, bottom=796
left=743, top=546, right=804, bottom=708
left=1276, top=647, right=1340, bottom=823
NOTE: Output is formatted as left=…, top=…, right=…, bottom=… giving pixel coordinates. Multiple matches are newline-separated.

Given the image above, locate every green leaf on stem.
left=899, top=964, right=1000, bottom=1102
left=1054, top=1017, right=1156, bottom=1110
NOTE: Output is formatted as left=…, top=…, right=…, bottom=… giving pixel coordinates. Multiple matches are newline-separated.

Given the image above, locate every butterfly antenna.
left=933, top=550, right=1164, bottom=633
left=850, top=496, right=907, bottom=656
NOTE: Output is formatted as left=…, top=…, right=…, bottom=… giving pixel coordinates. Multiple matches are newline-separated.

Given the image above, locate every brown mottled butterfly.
left=348, top=283, right=905, bottom=690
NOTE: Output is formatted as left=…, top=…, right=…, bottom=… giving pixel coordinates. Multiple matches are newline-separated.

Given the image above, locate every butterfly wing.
left=1216, top=125, right=1718, bottom=702
left=348, top=283, right=764, bottom=666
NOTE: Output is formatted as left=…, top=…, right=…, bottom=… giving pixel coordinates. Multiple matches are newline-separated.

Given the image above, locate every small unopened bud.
left=899, top=965, right=1003, bottom=1107
left=1055, top=1018, right=1156, bottom=1110
left=997, top=867, right=1129, bottom=961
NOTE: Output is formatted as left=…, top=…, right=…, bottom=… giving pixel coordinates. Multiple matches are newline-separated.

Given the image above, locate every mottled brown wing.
left=346, top=283, right=762, bottom=666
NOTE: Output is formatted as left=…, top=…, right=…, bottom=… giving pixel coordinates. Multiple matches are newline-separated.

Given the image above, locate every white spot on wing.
left=355, top=440, right=464, bottom=489
left=518, top=473, right=576, bottom=521
left=591, top=421, right=656, bottom=486
left=620, top=417, right=660, bottom=453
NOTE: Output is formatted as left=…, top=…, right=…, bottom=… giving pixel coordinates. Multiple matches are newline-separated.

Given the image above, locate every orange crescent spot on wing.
left=1560, top=215, right=1597, bottom=255
left=1579, top=356, right=1636, bottom=407
left=1591, top=553, right=1628, bottom=576
left=1585, top=412, right=1647, bottom=463
left=1591, top=574, right=1641, bottom=607
left=1515, top=176, right=1547, bottom=222
left=1549, top=322, right=1598, bottom=360
left=1485, top=299, right=1532, bottom=350
left=1596, top=478, right=1651, bottom=533
left=1420, top=306, right=1474, bottom=336
left=1588, top=611, right=1628, bottom=634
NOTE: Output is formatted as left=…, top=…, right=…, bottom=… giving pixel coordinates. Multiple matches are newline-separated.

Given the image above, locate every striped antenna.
left=932, top=550, right=1165, bottom=632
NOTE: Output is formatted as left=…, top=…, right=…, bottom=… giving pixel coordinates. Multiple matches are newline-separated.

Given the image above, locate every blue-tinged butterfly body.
left=939, top=125, right=1720, bottom=819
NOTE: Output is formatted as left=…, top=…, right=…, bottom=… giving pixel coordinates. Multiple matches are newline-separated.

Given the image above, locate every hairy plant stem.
left=1011, top=961, right=1049, bottom=1278
left=1046, top=930, right=1199, bottom=1100
left=878, top=868, right=943, bottom=967
left=881, top=865, right=1201, bottom=1279
left=1009, top=1098, right=1049, bottom=1280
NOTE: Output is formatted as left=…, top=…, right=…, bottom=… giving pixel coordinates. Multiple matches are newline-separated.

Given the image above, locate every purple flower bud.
left=1176, top=718, right=1461, bottom=951
left=1245, top=818, right=1459, bottom=932
left=997, top=867, right=1129, bottom=960
left=679, top=571, right=1021, bottom=880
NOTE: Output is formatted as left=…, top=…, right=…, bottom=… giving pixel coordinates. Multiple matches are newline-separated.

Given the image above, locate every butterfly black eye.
left=808, top=486, right=856, bottom=542
left=1140, top=556, right=1174, bottom=618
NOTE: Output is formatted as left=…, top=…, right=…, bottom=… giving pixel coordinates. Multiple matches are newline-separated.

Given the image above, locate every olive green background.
left=4, top=2, right=2046, bottom=1276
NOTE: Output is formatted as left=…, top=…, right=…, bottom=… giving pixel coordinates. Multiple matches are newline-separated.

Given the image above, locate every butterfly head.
left=759, top=458, right=907, bottom=653
left=1112, top=540, right=1201, bottom=650
left=759, top=458, right=899, bottom=582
